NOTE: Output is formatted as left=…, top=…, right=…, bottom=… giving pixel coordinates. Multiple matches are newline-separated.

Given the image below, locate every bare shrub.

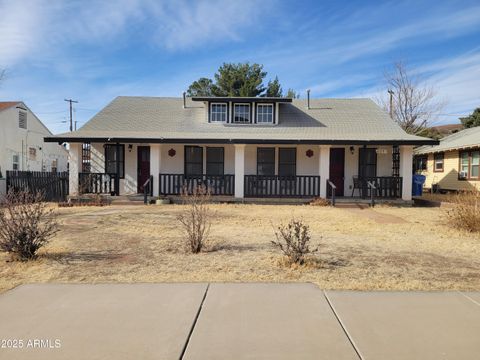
left=177, top=185, right=212, bottom=253
left=310, top=197, right=330, bottom=206
left=271, top=218, right=318, bottom=265
left=446, top=190, right=480, bottom=233
left=0, top=190, right=59, bottom=260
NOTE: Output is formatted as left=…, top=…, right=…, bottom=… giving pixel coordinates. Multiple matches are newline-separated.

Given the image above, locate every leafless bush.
left=272, top=218, right=318, bottom=265
left=446, top=190, right=480, bottom=233
left=0, top=190, right=59, bottom=260
left=177, top=185, right=212, bottom=253
left=310, top=197, right=330, bottom=206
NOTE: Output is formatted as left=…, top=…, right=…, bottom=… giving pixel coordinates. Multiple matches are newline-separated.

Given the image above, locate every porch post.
left=400, top=145, right=413, bottom=201
left=150, top=144, right=162, bottom=197
left=319, top=145, right=330, bottom=198
left=68, top=143, right=82, bottom=196
left=234, top=144, right=245, bottom=198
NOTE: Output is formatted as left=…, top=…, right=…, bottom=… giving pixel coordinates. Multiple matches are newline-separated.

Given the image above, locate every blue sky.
left=0, top=0, right=479, bottom=134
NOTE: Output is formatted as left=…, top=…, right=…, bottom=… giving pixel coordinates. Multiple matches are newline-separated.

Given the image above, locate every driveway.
left=0, top=283, right=479, bottom=360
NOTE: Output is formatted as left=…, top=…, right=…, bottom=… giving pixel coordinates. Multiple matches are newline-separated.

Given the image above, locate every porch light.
left=128, top=144, right=133, bottom=152
left=349, top=146, right=355, bottom=155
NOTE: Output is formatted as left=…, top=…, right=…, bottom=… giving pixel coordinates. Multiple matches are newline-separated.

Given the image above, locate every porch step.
left=333, top=202, right=370, bottom=209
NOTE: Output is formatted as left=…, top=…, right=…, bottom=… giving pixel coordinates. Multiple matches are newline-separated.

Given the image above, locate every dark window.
left=104, top=144, right=125, bottom=178
left=434, top=152, right=444, bottom=172
left=359, top=148, right=377, bottom=178
left=19, top=111, right=27, bottom=129
left=414, top=155, right=428, bottom=172
left=257, top=148, right=275, bottom=176
left=185, top=146, right=203, bottom=177
left=206, top=147, right=224, bottom=175
left=82, top=143, right=91, bottom=173
left=278, top=148, right=296, bottom=176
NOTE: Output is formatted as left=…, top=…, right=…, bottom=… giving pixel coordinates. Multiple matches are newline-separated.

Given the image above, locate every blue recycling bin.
left=412, top=174, right=426, bottom=196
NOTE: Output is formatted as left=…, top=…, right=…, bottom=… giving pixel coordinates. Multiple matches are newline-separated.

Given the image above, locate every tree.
left=378, top=62, right=444, bottom=135
left=265, top=76, right=283, bottom=97
left=460, top=108, right=480, bottom=128
left=186, top=77, right=215, bottom=97
left=286, top=88, right=300, bottom=99
left=213, top=62, right=266, bottom=97
left=187, top=62, right=294, bottom=98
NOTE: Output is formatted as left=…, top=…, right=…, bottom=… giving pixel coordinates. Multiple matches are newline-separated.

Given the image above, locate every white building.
left=0, top=101, right=68, bottom=176
left=46, top=96, right=438, bottom=202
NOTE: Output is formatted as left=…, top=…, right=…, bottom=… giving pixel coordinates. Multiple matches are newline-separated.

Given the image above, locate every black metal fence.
left=6, top=171, right=69, bottom=202
left=244, top=175, right=321, bottom=198
left=159, top=174, right=235, bottom=195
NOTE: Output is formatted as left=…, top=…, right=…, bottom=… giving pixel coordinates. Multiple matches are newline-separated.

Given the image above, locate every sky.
left=0, top=0, right=479, bottom=134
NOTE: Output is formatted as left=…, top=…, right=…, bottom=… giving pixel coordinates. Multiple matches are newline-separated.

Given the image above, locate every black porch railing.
left=244, top=175, right=320, bottom=198
left=79, top=173, right=117, bottom=195
left=159, top=174, right=235, bottom=195
left=360, top=176, right=403, bottom=199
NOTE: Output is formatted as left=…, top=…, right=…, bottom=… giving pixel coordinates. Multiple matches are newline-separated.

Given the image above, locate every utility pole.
left=64, top=98, right=78, bottom=131
left=387, top=90, right=394, bottom=119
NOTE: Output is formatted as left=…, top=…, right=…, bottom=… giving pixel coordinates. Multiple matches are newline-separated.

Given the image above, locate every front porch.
left=68, top=143, right=413, bottom=202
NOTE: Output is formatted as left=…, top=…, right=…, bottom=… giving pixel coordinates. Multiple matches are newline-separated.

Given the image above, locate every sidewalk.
left=0, top=283, right=479, bottom=359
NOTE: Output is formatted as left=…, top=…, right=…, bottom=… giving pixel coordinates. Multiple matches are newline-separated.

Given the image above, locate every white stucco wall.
left=0, top=104, right=68, bottom=175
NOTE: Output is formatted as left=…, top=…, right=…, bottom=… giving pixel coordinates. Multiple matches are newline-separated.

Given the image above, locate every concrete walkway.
left=0, top=284, right=479, bottom=360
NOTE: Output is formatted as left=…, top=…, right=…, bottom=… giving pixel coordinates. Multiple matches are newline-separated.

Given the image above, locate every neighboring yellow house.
left=414, top=127, right=480, bottom=191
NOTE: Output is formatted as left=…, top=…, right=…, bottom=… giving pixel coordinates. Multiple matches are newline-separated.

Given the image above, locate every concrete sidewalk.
left=0, top=284, right=479, bottom=360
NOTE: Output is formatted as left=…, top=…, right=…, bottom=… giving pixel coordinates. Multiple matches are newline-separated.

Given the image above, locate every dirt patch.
left=1, top=204, right=479, bottom=293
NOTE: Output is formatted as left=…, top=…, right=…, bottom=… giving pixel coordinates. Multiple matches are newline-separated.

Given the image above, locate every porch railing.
left=79, top=173, right=117, bottom=195
left=244, top=175, right=321, bottom=198
left=361, top=176, right=403, bottom=199
left=159, top=174, right=235, bottom=195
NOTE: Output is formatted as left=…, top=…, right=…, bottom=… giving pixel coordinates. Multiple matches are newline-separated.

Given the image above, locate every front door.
left=329, top=148, right=345, bottom=196
left=137, top=146, right=150, bottom=193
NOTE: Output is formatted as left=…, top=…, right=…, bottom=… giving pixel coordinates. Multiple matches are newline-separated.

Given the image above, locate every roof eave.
left=44, top=136, right=439, bottom=146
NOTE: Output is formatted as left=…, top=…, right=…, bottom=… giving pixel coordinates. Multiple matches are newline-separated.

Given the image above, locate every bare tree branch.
left=377, top=62, right=445, bottom=135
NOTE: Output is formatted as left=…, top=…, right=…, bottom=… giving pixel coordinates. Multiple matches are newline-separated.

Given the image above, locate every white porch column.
left=68, top=143, right=82, bottom=196
left=150, top=144, right=162, bottom=197
left=319, top=145, right=330, bottom=198
left=400, top=145, right=413, bottom=201
left=234, top=144, right=246, bottom=198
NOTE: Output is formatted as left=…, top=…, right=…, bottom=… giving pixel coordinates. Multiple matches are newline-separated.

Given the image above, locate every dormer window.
left=256, top=104, right=273, bottom=123
left=234, top=103, right=250, bottom=123
left=210, top=103, right=227, bottom=122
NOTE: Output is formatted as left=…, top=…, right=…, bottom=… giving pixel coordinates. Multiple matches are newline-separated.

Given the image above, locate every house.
left=44, top=95, right=437, bottom=201
left=0, top=101, right=68, bottom=176
left=414, top=126, right=480, bottom=191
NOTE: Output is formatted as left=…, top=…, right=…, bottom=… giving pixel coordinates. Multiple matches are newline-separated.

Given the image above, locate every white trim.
left=256, top=103, right=274, bottom=124
left=209, top=102, right=228, bottom=123
left=233, top=103, right=251, bottom=124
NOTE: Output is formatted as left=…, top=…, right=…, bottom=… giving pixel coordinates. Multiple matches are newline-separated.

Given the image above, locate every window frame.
left=184, top=145, right=203, bottom=177
left=104, top=144, right=125, bottom=179
left=459, top=149, right=480, bottom=180
left=433, top=152, right=444, bottom=173
left=12, top=154, right=19, bottom=170
left=278, top=148, right=296, bottom=176
left=256, top=103, right=274, bottom=124
left=209, top=102, right=228, bottom=123
left=358, top=148, right=377, bottom=178
left=233, top=103, right=251, bottom=124
left=414, top=155, right=428, bottom=172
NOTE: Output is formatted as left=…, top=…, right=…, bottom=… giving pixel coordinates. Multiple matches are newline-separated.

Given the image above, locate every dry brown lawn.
left=1, top=203, right=479, bottom=293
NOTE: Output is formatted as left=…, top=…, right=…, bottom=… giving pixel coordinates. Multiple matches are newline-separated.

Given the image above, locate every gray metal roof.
left=45, top=96, right=436, bottom=144
left=415, top=126, right=480, bottom=154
